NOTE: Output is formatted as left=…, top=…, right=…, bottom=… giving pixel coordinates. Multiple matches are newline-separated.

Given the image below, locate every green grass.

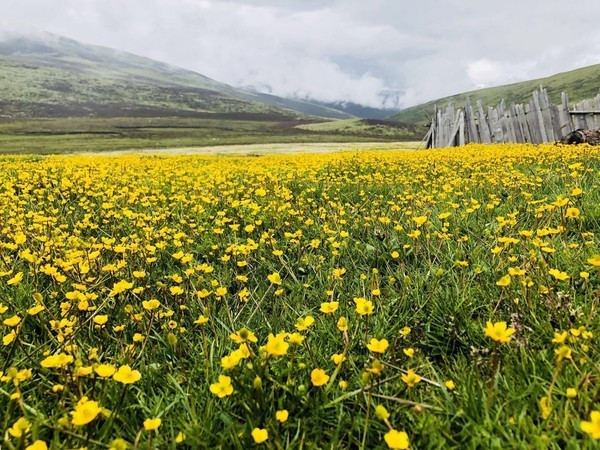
left=390, top=64, right=600, bottom=124
left=0, top=117, right=424, bottom=154
left=0, top=144, right=598, bottom=448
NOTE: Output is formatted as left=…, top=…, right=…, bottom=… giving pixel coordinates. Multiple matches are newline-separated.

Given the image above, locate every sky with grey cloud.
left=2, top=0, right=600, bottom=109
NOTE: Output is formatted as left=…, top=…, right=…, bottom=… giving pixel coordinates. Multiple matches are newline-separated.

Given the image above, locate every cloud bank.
left=2, top=0, right=600, bottom=109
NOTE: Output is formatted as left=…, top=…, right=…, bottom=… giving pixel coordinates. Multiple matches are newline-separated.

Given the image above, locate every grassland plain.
left=0, top=117, right=424, bottom=155
left=0, top=144, right=599, bottom=449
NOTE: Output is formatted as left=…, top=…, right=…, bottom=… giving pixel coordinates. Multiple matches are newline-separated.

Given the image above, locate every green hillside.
left=390, top=64, right=600, bottom=124
left=0, top=32, right=351, bottom=120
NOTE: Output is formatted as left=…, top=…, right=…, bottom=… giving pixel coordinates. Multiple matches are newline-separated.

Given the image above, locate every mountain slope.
left=389, top=64, right=600, bottom=124
left=0, top=31, right=351, bottom=120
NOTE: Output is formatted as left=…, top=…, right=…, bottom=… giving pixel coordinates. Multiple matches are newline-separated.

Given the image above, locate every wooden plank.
left=532, top=90, right=548, bottom=142
left=464, top=98, right=480, bottom=143
left=476, top=100, right=492, bottom=143
left=539, top=88, right=555, bottom=141
left=488, top=107, right=503, bottom=142
left=516, top=103, right=532, bottom=143
left=509, top=104, right=523, bottom=142
left=560, top=92, right=573, bottom=135
left=549, top=104, right=562, bottom=140
left=526, top=101, right=542, bottom=144
left=458, top=110, right=465, bottom=146
left=446, top=112, right=463, bottom=147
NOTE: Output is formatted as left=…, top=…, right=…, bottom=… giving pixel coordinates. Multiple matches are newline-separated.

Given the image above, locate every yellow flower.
left=265, top=333, right=289, bottom=356
left=399, top=326, right=411, bottom=336
left=27, top=305, right=45, bottom=316
left=366, top=338, right=389, bottom=354
left=230, top=328, right=258, bottom=343
left=496, top=275, right=511, bottom=287
left=355, top=298, right=374, bottom=316
left=320, top=301, right=339, bottom=314
left=71, top=397, right=102, bottom=426
left=554, top=345, right=572, bottom=361
left=581, top=411, right=600, bottom=439
left=403, top=348, right=415, bottom=358
left=95, top=364, right=116, bottom=378
left=8, top=417, right=30, bottom=438
left=209, top=375, right=234, bottom=398
left=483, top=321, right=515, bottom=343
left=3, top=314, right=21, bottom=327
left=267, top=272, right=282, bottom=285
left=221, top=352, right=242, bottom=370
left=41, top=353, right=74, bottom=368
left=587, top=255, right=600, bottom=267
left=144, top=418, right=162, bottom=431
left=540, top=396, right=551, bottom=419
left=311, top=368, right=329, bottom=387
left=295, top=315, right=315, bottom=331
left=3, top=330, right=16, bottom=346
left=331, top=353, right=346, bottom=365
left=251, top=428, right=269, bottom=444
left=142, top=299, right=160, bottom=311
left=445, top=380, right=456, bottom=390
left=275, top=409, right=289, bottom=423
left=552, top=331, right=568, bottom=344
left=7, top=272, right=24, bottom=285
left=565, top=207, right=580, bottom=218
left=384, top=429, right=409, bottom=449
left=109, top=280, right=134, bottom=297
left=170, top=286, right=184, bottom=295
left=113, top=365, right=142, bottom=384
left=413, top=215, right=428, bottom=227
left=332, top=268, right=346, bottom=280
left=566, top=388, right=577, bottom=398
left=548, top=269, right=569, bottom=281
left=337, top=316, right=348, bottom=331
left=375, top=405, right=389, bottom=420
left=194, top=315, right=209, bottom=325
left=26, top=440, right=48, bottom=450
left=401, top=369, right=422, bottom=387
left=93, top=315, right=108, bottom=326
left=288, top=332, right=305, bottom=345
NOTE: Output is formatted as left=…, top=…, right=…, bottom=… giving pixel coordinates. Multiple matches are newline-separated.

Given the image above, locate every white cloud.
left=466, top=59, right=536, bottom=88
left=2, top=0, right=600, bottom=109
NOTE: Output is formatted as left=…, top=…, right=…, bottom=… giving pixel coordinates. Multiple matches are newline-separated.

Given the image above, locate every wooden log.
left=458, top=110, right=465, bottom=146
left=509, top=104, right=523, bottom=142
left=527, top=100, right=542, bottom=144
left=465, top=97, right=480, bottom=143
left=549, top=104, right=563, bottom=140
left=539, top=88, right=555, bottom=141
left=559, top=92, right=573, bottom=135
left=532, top=90, right=548, bottom=142
left=516, top=103, right=532, bottom=143
left=488, top=107, right=503, bottom=142
left=476, top=100, right=492, bottom=143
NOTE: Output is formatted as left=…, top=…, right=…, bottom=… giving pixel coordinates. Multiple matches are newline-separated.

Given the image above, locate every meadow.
left=0, top=143, right=599, bottom=449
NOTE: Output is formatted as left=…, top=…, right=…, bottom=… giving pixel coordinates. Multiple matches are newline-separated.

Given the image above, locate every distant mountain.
left=389, top=64, right=600, bottom=124
left=310, top=101, right=399, bottom=120
left=0, top=31, right=352, bottom=120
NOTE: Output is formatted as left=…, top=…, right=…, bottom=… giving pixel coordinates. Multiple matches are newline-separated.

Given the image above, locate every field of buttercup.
left=1, top=144, right=599, bottom=449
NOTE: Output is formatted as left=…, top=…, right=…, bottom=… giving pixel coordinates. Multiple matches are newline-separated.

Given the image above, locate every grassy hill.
left=0, top=32, right=351, bottom=120
left=390, top=64, right=600, bottom=124
left=296, top=118, right=423, bottom=139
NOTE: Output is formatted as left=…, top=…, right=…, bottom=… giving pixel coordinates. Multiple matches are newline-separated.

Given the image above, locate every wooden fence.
left=425, top=88, right=600, bottom=148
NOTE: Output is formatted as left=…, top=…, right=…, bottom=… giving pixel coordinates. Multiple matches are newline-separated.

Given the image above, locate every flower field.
left=1, top=144, right=599, bottom=449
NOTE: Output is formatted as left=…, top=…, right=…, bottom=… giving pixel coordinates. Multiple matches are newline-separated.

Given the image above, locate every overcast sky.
left=2, top=0, right=600, bottom=109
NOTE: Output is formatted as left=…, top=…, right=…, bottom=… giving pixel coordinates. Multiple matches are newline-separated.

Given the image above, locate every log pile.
left=560, top=128, right=600, bottom=145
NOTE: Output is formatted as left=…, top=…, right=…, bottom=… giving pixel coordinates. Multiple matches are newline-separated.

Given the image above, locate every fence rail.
left=426, top=88, right=600, bottom=148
